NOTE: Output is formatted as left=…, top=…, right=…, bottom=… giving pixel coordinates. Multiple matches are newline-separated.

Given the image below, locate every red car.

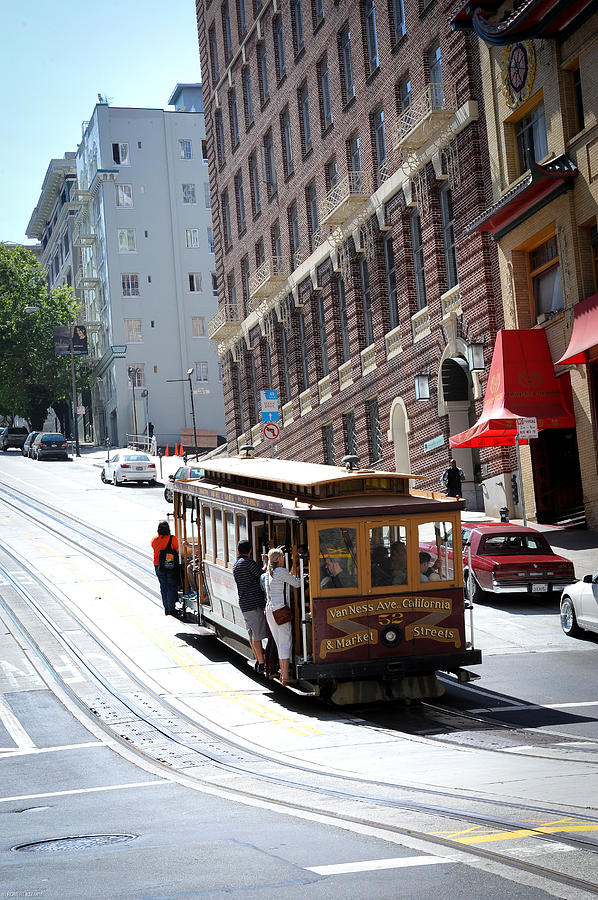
left=461, top=523, right=575, bottom=603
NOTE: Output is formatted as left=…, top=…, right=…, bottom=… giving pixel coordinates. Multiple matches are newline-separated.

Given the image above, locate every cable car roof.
left=200, top=456, right=415, bottom=487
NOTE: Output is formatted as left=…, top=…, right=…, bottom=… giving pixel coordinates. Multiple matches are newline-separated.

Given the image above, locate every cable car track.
left=1, top=548, right=598, bottom=897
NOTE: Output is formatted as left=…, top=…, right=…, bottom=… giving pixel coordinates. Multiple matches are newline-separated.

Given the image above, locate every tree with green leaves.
left=0, top=243, right=88, bottom=430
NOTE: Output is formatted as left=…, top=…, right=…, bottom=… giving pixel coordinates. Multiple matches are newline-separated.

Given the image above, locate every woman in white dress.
left=265, top=548, right=302, bottom=685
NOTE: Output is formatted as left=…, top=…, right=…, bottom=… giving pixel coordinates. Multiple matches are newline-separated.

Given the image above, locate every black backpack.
left=158, top=535, right=178, bottom=573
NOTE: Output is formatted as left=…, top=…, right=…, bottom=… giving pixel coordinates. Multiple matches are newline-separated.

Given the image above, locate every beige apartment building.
left=453, top=0, right=598, bottom=527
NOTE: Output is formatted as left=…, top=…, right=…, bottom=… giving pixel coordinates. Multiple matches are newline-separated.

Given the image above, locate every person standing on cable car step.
left=233, top=540, right=267, bottom=673
left=264, top=548, right=302, bottom=687
left=151, top=520, right=180, bottom=616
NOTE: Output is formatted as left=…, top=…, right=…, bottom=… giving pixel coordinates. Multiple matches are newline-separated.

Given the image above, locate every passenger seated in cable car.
left=371, top=545, right=393, bottom=586
left=419, top=551, right=441, bottom=582
left=320, top=556, right=352, bottom=589
left=389, top=540, right=407, bottom=585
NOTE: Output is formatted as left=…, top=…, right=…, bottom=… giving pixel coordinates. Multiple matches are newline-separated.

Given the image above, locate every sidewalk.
left=74, top=443, right=193, bottom=483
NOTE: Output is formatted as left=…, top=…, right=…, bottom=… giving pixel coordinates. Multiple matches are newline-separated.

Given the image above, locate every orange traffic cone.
left=174, top=443, right=178, bottom=455
left=165, top=445, right=169, bottom=456
left=179, top=444, right=184, bottom=456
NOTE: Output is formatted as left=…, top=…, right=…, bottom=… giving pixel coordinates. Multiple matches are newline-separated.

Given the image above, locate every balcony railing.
left=360, top=344, right=376, bottom=376
left=73, top=231, right=96, bottom=248
left=338, top=360, right=353, bottom=391
left=321, top=171, right=371, bottom=227
left=299, top=389, right=312, bottom=416
left=318, top=374, right=332, bottom=404
left=440, top=285, right=462, bottom=319
left=208, top=303, right=241, bottom=340
left=74, top=265, right=99, bottom=290
left=248, top=256, right=286, bottom=300
left=292, top=247, right=304, bottom=270
left=385, top=324, right=402, bottom=360
left=411, top=306, right=431, bottom=342
left=393, top=83, right=455, bottom=151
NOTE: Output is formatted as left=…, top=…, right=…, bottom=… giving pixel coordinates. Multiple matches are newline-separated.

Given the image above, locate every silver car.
left=101, top=451, right=156, bottom=486
left=560, top=574, right=598, bottom=637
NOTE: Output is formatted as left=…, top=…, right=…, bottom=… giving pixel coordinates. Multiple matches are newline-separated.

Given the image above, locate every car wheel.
left=164, top=487, right=174, bottom=503
left=100, top=470, right=106, bottom=483
left=560, top=596, right=582, bottom=637
left=466, top=571, right=486, bottom=604
left=112, top=472, right=119, bottom=486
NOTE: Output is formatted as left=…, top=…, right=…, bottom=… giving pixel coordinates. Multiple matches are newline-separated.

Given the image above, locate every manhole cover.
left=13, top=833, right=137, bottom=853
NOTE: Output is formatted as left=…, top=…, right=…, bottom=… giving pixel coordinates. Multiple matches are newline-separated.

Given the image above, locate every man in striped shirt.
left=233, top=540, right=267, bottom=673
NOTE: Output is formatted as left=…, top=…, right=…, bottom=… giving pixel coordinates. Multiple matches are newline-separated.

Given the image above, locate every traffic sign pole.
left=515, top=418, right=537, bottom=526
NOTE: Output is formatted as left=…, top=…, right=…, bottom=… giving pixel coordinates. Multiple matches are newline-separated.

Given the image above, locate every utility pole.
left=69, top=325, right=80, bottom=457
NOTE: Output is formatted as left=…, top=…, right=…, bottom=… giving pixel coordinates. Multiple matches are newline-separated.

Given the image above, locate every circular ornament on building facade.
left=501, top=41, right=536, bottom=108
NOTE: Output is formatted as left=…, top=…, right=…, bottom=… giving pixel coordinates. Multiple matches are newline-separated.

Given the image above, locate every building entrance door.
left=530, top=428, right=583, bottom=524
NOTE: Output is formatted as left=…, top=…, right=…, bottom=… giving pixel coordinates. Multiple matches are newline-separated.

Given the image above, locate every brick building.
left=453, top=0, right=598, bottom=526
left=198, top=0, right=508, bottom=513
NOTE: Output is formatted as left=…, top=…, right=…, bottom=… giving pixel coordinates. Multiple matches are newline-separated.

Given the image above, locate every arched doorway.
left=440, top=355, right=482, bottom=511
left=389, top=398, right=410, bottom=475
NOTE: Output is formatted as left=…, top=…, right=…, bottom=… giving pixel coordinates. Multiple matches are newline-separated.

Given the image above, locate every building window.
left=514, top=102, right=548, bottom=175
left=215, top=109, right=226, bottom=167
left=236, top=363, right=246, bottom=432
left=323, top=423, right=336, bottom=465
left=281, top=328, right=292, bottom=400
left=222, top=190, right=232, bottom=251
left=186, top=228, right=200, bottom=248
left=212, top=272, right=219, bottom=296
left=229, top=89, right=240, bottom=149
left=274, top=15, right=286, bottom=82
left=591, top=225, right=598, bottom=291
left=249, top=352, right=259, bottom=423
left=192, top=316, right=205, bottom=336
left=326, top=157, right=338, bottom=192
left=289, top=201, right=300, bottom=262
left=530, top=235, right=563, bottom=321
left=360, top=257, right=373, bottom=346
left=367, top=396, right=382, bottom=463
left=318, top=54, right=333, bottom=130
left=207, top=227, right=215, bottom=253
left=209, top=25, right=219, bottom=82
left=237, top=0, right=247, bottom=36
left=234, top=171, right=246, bottom=234
left=227, top=272, right=237, bottom=314
left=195, top=361, right=209, bottom=382
left=255, top=238, right=265, bottom=270
left=307, top=180, right=319, bottom=248
left=298, top=309, right=309, bottom=388
left=440, top=185, right=458, bottom=290
left=292, top=0, right=305, bottom=54
left=372, top=106, right=386, bottom=183
left=222, top=2, right=233, bottom=62
left=128, top=364, right=145, bottom=387
left=571, top=65, right=585, bottom=135
left=112, top=142, right=129, bottom=165
left=241, top=255, right=250, bottom=303
left=249, top=151, right=261, bottom=216
left=397, top=75, right=412, bottom=124
left=364, top=0, right=379, bottom=74
left=338, top=275, right=350, bottom=362
left=242, top=66, right=254, bottom=128
left=318, top=293, right=329, bottom=375
left=118, top=229, right=136, bottom=252
left=188, top=273, right=203, bottom=292
left=182, top=183, right=196, bottom=204
left=179, top=139, right=193, bottom=159
left=202, top=139, right=209, bottom=163
left=384, top=234, right=398, bottom=330
left=272, top=220, right=283, bottom=262
left=124, top=318, right=142, bottom=343
left=314, top=0, right=325, bottom=29
left=428, top=41, right=444, bottom=108
left=204, top=183, right=212, bottom=208
left=299, top=82, right=312, bottom=154
left=411, top=210, right=427, bottom=310
left=281, top=107, right=294, bottom=177
left=390, top=0, right=405, bottom=43
left=343, top=411, right=358, bottom=457
left=339, top=24, right=355, bottom=105
left=257, top=42, right=269, bottom=106
left=121, top=274, right=140, bottom=297
left=349, top=133, right=362, bottom=190
left=263, top=129, right=277, bottom=198
left=115, top=183, right=133, bottom=207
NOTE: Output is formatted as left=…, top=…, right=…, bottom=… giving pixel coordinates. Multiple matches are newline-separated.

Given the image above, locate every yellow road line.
left=456, top=823, right=598, bottom=844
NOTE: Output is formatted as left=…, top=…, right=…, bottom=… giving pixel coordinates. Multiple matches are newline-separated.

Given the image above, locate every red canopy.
left=556, top=293, right=598, bottom=365
left=450, top=329, right=575, bottom=448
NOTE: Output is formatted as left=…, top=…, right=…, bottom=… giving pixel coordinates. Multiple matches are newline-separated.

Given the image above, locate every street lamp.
left=128, top=366, right=140, bottom=447
left=187, top=367, right=198, bottom=460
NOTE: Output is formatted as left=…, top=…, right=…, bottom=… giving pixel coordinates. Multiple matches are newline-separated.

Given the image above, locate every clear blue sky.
left=0, top=0, right=202, bottom=245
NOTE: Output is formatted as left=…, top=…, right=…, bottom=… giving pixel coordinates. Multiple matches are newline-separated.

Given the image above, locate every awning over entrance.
left=449, top=329, right=575, bottom=448
left=556, top=293, right=598, bottom=366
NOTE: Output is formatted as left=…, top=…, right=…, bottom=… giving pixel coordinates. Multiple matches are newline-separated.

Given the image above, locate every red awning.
left=450, top=329, right=575, bottom=448
left=556, top=293, right=598, bottom=366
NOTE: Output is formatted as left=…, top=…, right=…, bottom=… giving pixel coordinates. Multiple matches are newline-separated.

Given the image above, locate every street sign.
left=263, top=422, right=280, bottom=441
left=261, top=410, right=280, bottom=422
left=260, top=389, right=279, bottom=412
left=517, top=417, right=538, bottom=440
left=76, top=405, right=86, bottom=415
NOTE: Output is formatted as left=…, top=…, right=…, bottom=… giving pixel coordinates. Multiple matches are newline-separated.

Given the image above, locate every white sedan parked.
left=560, top=574, right=598, bottom=637
left=101, top=451, right=157, bottom=486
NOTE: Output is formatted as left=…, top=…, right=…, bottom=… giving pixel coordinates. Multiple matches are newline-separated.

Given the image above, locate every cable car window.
left=226, top=512, right=236, bottom=564
left=418, top=521, right=453, bottom=582
left=214, top=509, right=224, bottom=560
left=318, top=526, right=358, bottom=589
left=238, top=514, right=248, bottom=543
left=204, top=506, right=213, bottom=560
left=369, top=524, right=407, bottom=586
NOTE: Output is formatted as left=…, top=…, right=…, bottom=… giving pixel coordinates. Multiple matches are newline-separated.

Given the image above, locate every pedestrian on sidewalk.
left=233, top=540, right=267, bottom=673
left=151, top=520, right=179, bottom=615
left=441, top=459, right=464, bottom=498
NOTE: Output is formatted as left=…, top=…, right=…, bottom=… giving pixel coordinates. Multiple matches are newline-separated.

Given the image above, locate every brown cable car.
left=173, top=454, right=481, bottom=704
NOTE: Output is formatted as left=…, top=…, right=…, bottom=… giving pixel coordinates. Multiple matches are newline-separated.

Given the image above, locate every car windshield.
left=124, top=454, right=150, bottom=462
left=480, top=533, right=551, bottom=553
left=189, top=468, right=203, bottom=478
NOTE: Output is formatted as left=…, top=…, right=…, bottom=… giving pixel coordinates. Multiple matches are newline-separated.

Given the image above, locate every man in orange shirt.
left=151, top=520, right=179, bottom=615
